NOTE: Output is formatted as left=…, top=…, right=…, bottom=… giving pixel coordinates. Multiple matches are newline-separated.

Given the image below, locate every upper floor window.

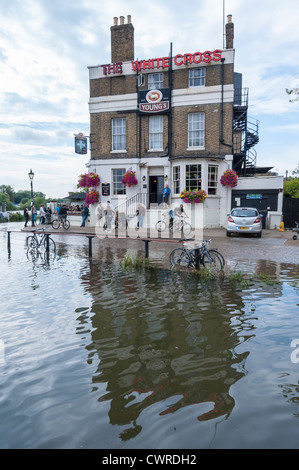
left=112, top=168, right=126, bottom=195
left=188, top=113, right=205, bottom=148
left=173, top=166, right=180, bottom=194
left=148, top=73, right=164, bottom=90
left=186, top=164, right=202, bottom=191
left=189, top=68, right=205, bottom=87
left=208, top=165, right=218, bottom=195
left=149, top=116, right=163, bottom=150
left=112, top=118, right=126, bottom=151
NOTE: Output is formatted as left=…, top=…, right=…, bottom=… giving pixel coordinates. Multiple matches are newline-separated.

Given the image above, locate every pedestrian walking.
left=24, top=207, right=29, bottom=227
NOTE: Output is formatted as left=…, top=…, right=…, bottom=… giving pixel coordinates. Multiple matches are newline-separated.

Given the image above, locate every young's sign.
left=138, top=88, right=170, bottom=114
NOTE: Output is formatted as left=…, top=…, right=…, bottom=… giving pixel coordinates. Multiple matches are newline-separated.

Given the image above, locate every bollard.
left=142, top=239, right=151, bottom=258
left=7, top=231, right=11, bottom=252
left=86, top=236, right=94, bottom=257
left=45, top=234, right=50, bottom=252
left=194, top=248, right=200, bottom=269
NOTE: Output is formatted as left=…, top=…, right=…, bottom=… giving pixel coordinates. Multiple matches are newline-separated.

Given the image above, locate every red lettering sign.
left=131, top=50, right=222, bottom=71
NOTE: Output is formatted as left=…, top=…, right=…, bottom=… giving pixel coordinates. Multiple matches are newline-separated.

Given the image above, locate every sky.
left=1, top=0, right=298, bottom=199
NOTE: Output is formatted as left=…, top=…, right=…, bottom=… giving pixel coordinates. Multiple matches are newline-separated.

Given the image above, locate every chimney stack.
left=111, top=15, right=134, bottom=63
left=225, top=14, right=234, bottom=49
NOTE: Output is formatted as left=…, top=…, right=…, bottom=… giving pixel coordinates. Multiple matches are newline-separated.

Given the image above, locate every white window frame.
left=188, top=113, right=205, bottom=149
left=148, top=73, right=164, bottom=90
left=208, top=165, right=218, bottom=195
left=173, top=165, right=180, bottom=194
left=189, top=68, right=205, bottom=87
left=149, top=116, right=163, bottom=151
left=112, top=168, right=126, bottom=195
left=112, top=118, right=126, bottom=152
left=186, top=164, right=202, bottom=191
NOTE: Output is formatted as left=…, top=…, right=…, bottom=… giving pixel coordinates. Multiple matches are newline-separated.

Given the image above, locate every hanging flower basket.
left=122, top=170, right=138, bottom=187
left=180, top=189, right=207, bottom=203
left=85, top=189, right=99, bottom=205
left=220, top=170, right=238, bottom=188
left=78, top=172, right=100, bottom=189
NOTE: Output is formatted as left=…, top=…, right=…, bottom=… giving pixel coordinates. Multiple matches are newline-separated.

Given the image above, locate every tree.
left=286, top=87, right=299, bottom=103
left=284, top=178, right=299, bottom=198
left=0, top=185, right=14, bottom=202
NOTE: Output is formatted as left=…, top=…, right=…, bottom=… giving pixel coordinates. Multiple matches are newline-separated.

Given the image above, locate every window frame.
left=208, top=165, right=218, bottom=195
left=112, top=168, right=126, bottom=195
left=111, top=118, right=126, bottom=152
left=185, top=164, right=202, bottom=191
left=189, top=68, right=206, bottom=87
left=148, top=73, right=164, bottom=90
left=173, top=165, right=180, bottom=194
left=188, top=113, right=205, bottom=149
left=149, top=115, right=163, bottom=151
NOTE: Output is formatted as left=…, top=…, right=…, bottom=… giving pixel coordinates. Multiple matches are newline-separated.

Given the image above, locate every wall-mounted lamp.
left=142, top=176, right=146, bottom=182
left=164, top=176, right=168, bottom=181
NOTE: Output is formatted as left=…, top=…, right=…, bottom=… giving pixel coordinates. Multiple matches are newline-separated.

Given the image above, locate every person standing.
left=136, top=203, right=145, bottom=229
left=162, top=184, right=171, bottom=207
left=39, top=204, right=45, bottom=224
left=32, top=206, right=37, bottom=225
left=104, top=201, right=114, bottom=233
left=80, top=205, right=89, bottom=227
left=24, top=207, right=29, bottom=227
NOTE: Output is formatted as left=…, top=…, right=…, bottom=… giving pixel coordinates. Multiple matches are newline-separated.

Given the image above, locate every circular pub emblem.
left=146, top=89, right=163, bottom=103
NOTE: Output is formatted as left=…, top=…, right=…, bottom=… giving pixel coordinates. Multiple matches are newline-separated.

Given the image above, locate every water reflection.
left=79, top=263, right=259, bottom=440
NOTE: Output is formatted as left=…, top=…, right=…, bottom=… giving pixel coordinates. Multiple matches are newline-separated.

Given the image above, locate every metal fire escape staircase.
left=233, top=88, right=259, bottom=175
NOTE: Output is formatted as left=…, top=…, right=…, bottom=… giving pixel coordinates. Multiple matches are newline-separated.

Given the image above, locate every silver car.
left=226, top=207, right=262, bottom=237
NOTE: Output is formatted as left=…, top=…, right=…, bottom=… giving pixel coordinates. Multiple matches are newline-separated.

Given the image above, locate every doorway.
left=149, top=176, right=164, bottom=205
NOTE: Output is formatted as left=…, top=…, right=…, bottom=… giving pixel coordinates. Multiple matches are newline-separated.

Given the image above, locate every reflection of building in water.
left=79, top=264, right=258, bottom=440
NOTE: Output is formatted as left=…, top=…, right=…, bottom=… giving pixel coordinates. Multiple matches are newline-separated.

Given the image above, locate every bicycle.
left=169, top=239, right=225, bottom=270
left=51, top=216, right=70, bottom=230
left=26, top=229, right=56, bottom=253
left=156, top=214, right=192, bottom=236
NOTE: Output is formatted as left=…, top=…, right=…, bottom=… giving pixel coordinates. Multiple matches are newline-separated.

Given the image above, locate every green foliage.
left=284, top=178, right=299, bottom=198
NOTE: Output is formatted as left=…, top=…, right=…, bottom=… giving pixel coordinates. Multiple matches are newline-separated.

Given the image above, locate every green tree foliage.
left=0, top=185, right=15, bottom=202
left=284, top=178, right=299, bottom=198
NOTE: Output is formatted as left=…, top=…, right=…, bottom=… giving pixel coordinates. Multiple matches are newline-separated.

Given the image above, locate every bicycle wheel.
left=52, top=219, right=59, bottom=229
left=156, top=220, right=167, bottom=232
left=202, top=250, right=223, bottom=270
left=43, top=236, right=56, bottom=252
left=182, top=222, right=192, bottom=236
left=170, top=248, right=191, bottom=268
left=26, top=236, right=38, bottom=250
left=209, top=249, right=225, bottom=268
left=63, top=220, right=70, bottom=230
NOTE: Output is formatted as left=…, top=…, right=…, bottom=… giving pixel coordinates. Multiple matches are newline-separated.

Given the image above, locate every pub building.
left=84, top=14, right=283, bottom=229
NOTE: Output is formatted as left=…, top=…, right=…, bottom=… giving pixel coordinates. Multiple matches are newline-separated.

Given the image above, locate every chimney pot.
left=127, top=15, right=131, bottom=24
left=113, top=17, right=118, bottom=26
left=120, top=16, right=124, bottom=25
left=227, top=14, right=232, bottom=23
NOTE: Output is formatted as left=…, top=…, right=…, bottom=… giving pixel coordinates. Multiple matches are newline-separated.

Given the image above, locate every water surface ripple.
left=0, top=231, right=299, bottom=449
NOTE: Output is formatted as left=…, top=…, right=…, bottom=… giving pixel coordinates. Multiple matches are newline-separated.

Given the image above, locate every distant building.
left=85, top=14, right=283, bottom=228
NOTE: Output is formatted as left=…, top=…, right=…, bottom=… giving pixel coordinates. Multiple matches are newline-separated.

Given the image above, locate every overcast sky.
left=1, top=0, right=298, bottom=199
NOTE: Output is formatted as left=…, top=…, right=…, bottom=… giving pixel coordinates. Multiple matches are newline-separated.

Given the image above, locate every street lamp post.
left=28, top=169, right=34, bottom=227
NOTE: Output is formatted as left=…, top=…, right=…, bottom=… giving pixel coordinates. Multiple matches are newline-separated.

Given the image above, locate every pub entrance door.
left=149, top=176, right=164, bottom=205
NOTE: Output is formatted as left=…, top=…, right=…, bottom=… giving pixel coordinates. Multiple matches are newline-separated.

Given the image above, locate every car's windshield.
left=231, top=209, right=258, bottom=217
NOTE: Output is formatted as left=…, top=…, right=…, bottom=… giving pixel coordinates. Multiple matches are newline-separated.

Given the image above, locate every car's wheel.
left=257, top=231, right=262, bottom=238
left=226, top=230, right=231, bottom=237
left=293, top=234, right=297, bottom=240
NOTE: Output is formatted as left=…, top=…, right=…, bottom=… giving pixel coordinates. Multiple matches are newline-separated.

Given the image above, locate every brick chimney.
left=225, top=14, right=234, bottom=49
left=111, top=15, right=134, bottom=63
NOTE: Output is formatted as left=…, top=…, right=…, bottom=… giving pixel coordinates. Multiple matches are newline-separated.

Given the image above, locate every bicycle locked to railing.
left=169, top=239, right=225, bottom=270
left=26, top=228, right=56, bottom=254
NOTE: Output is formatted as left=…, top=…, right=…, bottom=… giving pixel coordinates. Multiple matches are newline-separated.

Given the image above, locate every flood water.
left=1, top=224, right=299, bottom=449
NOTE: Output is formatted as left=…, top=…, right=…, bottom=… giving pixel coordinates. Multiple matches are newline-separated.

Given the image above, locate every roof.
left=62, top=192, right=86, bottom=201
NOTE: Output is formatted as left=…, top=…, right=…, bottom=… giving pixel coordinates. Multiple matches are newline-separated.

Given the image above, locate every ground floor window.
left=173, top=166, right=180, bottom=194
left=208, top=165, right=218, bottom=195
left=112, top=169, right=126, bottom=195
left=186, top=164, right=202, bottom=190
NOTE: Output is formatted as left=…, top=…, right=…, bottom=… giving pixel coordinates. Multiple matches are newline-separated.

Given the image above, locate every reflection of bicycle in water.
left=156, top=214, right=192, bottom=236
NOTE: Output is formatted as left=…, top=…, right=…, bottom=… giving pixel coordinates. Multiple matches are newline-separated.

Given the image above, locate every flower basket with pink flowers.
left=180, top=189, right=207, bottom=203
left=85, top=189, right=99, bottom=205
left=122, top=170, right=138, bottom=187
left=220, top=170, right=238, bottom=188
left=78, top=172, right=100, bottom=189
